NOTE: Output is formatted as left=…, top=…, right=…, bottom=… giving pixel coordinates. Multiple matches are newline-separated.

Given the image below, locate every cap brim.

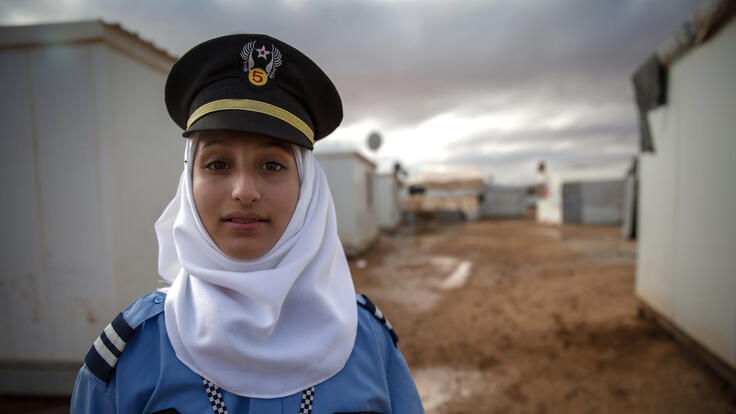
left=183, top=110, right=314, bottom=150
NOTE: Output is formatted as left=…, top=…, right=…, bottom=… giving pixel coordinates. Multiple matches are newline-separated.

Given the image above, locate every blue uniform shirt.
left=71, top=292, right=424, bottom=413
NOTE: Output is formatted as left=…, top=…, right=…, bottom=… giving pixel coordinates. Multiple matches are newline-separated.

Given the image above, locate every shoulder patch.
left=358, top=294, right=399, bottom=346
left=84, top=313, right=134, bottom=382
left=84, top=291, right=166, bottom=383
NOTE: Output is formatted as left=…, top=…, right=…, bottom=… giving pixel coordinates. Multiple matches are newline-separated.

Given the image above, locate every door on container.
left=562, top=183, right=582, bottom=224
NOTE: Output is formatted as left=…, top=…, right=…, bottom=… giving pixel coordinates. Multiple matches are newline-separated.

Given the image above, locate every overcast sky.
left=1, top=0, right=705, bottom=184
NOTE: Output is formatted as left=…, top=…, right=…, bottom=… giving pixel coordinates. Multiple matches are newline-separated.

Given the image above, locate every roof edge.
left=315, top=151, right=377, bottom=169
left=0, top=19, right=176, bottom=73
left=656, top=0, right=736, bottom=66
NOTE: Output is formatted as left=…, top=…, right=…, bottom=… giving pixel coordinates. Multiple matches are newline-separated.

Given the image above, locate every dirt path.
left=350, top=219, right=734, bottom=413
left=3, top=219, right=733, bottom=413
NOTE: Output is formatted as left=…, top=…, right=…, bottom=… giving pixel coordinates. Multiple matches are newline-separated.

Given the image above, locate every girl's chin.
left=218, top=240, right=278, bottom=261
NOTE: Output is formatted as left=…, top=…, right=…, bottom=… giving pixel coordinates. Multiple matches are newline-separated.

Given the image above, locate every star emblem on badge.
left=241, top=41, right=283, bottom=84
left=256, top=46, right=270, bottom=60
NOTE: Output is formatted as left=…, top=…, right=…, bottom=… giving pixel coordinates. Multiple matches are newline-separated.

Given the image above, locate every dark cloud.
left=412, top=139, right=636, bottom=184
left=442, top=145, right=634, bottom=169
left=453, top=118, right=637, bottom=150
left=0, top=0, right=705, bottom=182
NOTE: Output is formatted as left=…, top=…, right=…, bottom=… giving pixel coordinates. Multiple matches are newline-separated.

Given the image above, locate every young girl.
left=71, top=34, right=423, bottom=413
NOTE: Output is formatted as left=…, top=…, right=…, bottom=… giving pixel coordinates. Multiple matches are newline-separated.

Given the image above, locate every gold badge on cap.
left=241, top=41, right=282, bottom=86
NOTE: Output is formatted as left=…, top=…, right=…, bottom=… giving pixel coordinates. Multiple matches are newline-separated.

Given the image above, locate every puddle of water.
left=429, top=256, right=460, bottom=273
left=367, top=251, right=475, bottom=312
left=537, top=227, right=562, bottom=240
left=368, top=252, right=452, bottom=312
left=413, top=366, right=488, bottom=413
left=440, top=261, right=473, bottom=290
left=564, top=239, right=636, bottom=263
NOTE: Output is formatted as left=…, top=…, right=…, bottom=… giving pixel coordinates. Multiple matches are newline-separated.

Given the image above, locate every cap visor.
left=183, top=110, right=313, bottom=150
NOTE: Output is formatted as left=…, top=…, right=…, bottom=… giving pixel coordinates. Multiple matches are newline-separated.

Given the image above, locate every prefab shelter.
left=632, top=0, right=736, bottom=385
left=480, top=185, right=529, bottom=218
left=404, top=171, right=484, bottom=221
left=315, top=152, right=378, bottom=256
left=536, top=169, right=624, bottom=225
left=561, top=180, right=624, bottom=225
left=374, top=172, right=402, bottom=231
left=0, top=20, right=180, bottom=395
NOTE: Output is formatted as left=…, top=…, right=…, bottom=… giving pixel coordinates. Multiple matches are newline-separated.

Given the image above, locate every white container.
left=315, top=152, right=378, bottom=256
left=0, top=20, right=180, bottom=395
left=537, top=171, right=624, bottom=225
left=375, top=173, right=402, bottom=231
left=636, top=17, right=736, bottom=370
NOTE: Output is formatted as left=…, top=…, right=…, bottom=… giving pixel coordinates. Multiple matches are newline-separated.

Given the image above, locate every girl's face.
left=192, top=131, right=300, bottom=260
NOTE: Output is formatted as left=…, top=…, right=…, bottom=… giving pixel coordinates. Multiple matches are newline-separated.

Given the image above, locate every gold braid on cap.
left=186, top=99, right=315, bottom=144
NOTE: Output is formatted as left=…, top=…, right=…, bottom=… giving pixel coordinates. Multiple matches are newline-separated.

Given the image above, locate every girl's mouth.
left=226, top=218, right=267, bottom=223
left=223, top=217, right=268, bottom=231
left=222, top=211, right=268, bottom=222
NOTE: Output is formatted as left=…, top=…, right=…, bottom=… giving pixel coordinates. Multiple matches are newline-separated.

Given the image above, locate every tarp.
left=631, top=0, right=735, bottom=153
left=632, top=54, right=667, bottom=153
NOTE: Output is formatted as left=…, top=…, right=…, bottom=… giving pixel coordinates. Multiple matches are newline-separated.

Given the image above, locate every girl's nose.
left=231, top=170, right=261, bottom=205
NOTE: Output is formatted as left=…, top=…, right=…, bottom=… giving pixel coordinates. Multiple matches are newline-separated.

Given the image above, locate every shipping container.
left=374, top=173, right=402, bottom=231
left=0, top=20, right=180, bottom=395
left=315, top=152, right=378, bottom=256
left=633, top=0, right=736, bottom=383
left=480, top=185, right=528, bottom=218
left=537, top=170, right=623, bottom=225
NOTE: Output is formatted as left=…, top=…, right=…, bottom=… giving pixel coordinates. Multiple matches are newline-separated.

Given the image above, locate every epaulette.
left=358, top=294, right=399, bottom=346
left=84, top=292, right=166, bottom=383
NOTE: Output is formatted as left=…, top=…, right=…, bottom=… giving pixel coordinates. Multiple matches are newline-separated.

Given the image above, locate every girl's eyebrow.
left=259, top=141, right=292, bottom=153
left=199, top=137, right=291, bottom=153
left=201, top=138, right=229, bottom=149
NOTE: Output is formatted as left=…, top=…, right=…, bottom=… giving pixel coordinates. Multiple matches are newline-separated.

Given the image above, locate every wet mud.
left=350, top=219, right=735, bottom=414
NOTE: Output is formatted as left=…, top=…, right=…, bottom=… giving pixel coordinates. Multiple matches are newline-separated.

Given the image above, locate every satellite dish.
left=537, top=161, right=546, bottom=173
left=367, top=131, right=382, bottom=151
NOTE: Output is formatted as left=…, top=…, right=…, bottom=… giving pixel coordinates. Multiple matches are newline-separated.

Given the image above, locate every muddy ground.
left=350, top=219, right=735, bottom=413
left=3, top=219, right=734, bottom=413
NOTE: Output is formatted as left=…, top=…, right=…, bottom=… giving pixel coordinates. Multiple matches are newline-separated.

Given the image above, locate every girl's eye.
left=263, top=161, right=284, bottom=172
left=205, top=160, right=229, bottom=170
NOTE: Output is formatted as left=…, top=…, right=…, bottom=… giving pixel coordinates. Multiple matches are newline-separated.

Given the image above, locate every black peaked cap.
left=165, top=34, right=342, bottom=149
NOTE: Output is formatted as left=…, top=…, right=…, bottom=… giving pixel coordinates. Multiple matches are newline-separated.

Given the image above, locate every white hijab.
left=154, top=138, right=357, bottom=398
